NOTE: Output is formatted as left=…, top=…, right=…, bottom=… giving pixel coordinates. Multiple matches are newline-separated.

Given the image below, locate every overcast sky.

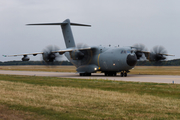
left=1, top=0, right=180, bottom=62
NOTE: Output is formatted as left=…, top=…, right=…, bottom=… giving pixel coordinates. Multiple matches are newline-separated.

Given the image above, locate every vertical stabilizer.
left=61, top=19, right=76, bottom=48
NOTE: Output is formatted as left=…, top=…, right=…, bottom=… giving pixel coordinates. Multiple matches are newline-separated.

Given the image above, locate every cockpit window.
left=121, top=50, right=134, bottom=54
left=121, top=50, right=127, bottom=54
left=127, top=51, right=131, bottom=54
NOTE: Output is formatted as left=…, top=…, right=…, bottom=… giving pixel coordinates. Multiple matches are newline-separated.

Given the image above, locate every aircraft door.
left=99, top=53, right=109, bottom=71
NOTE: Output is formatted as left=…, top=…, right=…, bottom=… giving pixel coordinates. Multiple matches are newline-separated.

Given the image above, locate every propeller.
left=70, top=43, right=87, bottom=60
left=42, top=45, right=61, bottom=65
left=133, top=43, right=148, bottom=60
left=149, top=45, right=167, bottom=62
left=70, top=43, right=92, bottom=65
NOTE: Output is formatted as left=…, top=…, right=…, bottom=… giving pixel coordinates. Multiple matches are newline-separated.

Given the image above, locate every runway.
left=0, top=70, right=179, bottom=84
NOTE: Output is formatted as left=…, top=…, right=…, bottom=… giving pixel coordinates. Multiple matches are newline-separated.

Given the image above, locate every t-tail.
left=27, top=19, right=91, bottom=48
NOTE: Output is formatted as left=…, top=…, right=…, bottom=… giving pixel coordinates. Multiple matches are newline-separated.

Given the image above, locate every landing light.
left=94, top=68, right=97, bottom=71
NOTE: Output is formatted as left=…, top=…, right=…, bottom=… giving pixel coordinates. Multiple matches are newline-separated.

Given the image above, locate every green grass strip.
left=0, top=74, right=180, bottom=99
left=1, top=102, right=86, bottom=120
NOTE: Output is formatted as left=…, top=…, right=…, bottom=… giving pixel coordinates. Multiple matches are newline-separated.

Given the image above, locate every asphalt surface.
left=0, top=70, right=179, bottom=84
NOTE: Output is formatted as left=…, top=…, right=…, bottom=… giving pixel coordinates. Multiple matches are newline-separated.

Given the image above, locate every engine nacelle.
left=22, top=55, right=30, bottom=61
left=135, top=51, right=143, bottom=59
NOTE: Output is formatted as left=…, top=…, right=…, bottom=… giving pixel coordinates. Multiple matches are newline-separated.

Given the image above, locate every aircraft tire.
left=113, top=72, right=117, bottom=76
left=105, top=72, right=116, bottom=76
left=109, top=73, right=112, bottom=76
left=87, top=73, right=91, bottom=76
left=124, top=72, right=127, bottom=77
left=121, top=72, right=124, bottom=77
left=105, top=72, right=111, bottom=76
left=80, top=73, right=91, bottom=76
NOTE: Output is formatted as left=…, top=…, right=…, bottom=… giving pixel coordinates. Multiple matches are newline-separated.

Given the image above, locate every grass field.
left=0, top=65, right=180, bottom=75
left=0, top=75, right=180, bottom=119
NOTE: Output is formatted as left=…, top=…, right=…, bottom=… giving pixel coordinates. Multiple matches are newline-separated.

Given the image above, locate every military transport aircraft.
left=3, top=19, right=174, bottom=77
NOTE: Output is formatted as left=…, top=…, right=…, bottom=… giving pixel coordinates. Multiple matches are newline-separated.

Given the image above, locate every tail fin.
left=27, top=19, right=91, bottom=48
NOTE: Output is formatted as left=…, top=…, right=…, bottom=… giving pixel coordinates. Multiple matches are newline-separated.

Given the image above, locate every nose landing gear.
left=121, top=71, right=127, bottom=77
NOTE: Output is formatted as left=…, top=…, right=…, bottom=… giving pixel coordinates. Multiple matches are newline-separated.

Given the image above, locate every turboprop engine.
left=22, top=55, right=30, bottom=61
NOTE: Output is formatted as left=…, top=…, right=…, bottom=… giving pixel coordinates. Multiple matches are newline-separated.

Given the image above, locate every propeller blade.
left=149, top=46, right=167, bottom=63
left=133, top=43, right=148, bottom=60
left=42, top=45, right=62, bottom=65
left=71, top=43, right=93, bottom=66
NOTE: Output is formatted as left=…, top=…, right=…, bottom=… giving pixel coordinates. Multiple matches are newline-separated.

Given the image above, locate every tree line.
left=0, top=59, right=180, bottom=66
left=136, top=59, right=180, bottom=66
left=0, top=60, right=73, bottom=66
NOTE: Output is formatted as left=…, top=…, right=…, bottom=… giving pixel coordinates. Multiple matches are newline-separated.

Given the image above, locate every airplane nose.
left=126, top=54, right=137, bottom=66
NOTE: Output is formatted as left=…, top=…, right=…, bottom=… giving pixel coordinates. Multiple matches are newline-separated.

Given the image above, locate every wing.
left=142, top=51, right=174, bottom=61
left=3, top=47, right=92, bottom=57
left=2, top=52, right=43, bottom=57
left=52, top=47, right=91, bottom=54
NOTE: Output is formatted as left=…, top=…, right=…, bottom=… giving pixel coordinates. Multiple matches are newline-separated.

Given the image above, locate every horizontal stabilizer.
left=26, top=23, right=67, bottom=26
left=27, top=19, right=91, bottom=27
left=70, top=23, right=91, bottom=27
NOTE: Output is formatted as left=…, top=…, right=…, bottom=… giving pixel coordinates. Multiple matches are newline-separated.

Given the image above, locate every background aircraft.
left=3, top=19, right=174, bottom=77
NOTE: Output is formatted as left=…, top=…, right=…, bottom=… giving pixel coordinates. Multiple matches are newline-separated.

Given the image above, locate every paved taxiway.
left=0, top=70, right=179, bottom=84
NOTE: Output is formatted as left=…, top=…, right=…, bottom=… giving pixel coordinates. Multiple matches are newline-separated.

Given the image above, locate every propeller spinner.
left=42, top=45, right=62, bottom=65
left=133, top=43, right=148, bottom=60
left=149, top=45, right=167, bottom=61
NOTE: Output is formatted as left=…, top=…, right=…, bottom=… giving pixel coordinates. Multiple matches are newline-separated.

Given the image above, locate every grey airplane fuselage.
left=65, top=45, right=137, bottom=73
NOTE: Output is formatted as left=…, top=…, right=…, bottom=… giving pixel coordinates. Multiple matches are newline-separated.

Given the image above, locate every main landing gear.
left=121, top=71, right=127, bottom=77
left=104, top=72, right=117, bottom=76
left=79, top=72, right=128, bottom=77
left=79, top=73, right=91, bottom=76
left=104, top=71, right=128, bottom=77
